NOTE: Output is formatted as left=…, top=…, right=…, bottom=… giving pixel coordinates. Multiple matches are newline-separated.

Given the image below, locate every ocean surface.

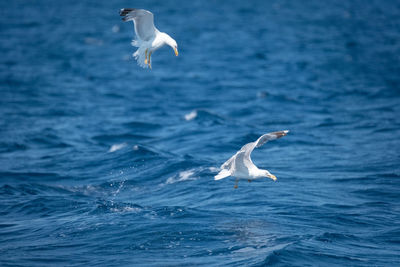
left=1, top=0, right=400, bottom=266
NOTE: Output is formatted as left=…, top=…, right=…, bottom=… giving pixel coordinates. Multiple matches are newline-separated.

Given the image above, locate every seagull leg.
left=148, top=51, right=152, bottom=69
left=144, top=49, right=148, bottom=65
left=234, top=178, right=238, bottom=189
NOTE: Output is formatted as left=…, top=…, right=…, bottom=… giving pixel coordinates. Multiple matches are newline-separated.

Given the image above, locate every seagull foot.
left=248, top=179, right=252, bottom=183
left=148, top=52, right=152, bottom=69
left=234, top=185, right=238, bottom=189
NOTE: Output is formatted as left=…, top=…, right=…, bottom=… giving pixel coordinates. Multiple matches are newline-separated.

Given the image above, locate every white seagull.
left=120, top=8, right=178, bottom=69
left=215, top=131, right=289, bottom=188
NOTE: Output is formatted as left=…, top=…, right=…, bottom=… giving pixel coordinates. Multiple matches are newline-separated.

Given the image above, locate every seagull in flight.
left=120, top=8, right=178, bottom=69
left=215, top=131, right=289, bottom=188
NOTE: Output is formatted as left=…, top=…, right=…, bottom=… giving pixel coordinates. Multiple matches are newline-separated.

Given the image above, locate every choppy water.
left=1, top=0, right=400, bottom=266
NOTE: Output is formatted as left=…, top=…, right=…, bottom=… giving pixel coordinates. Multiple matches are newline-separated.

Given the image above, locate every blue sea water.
left=1, top=0, right=400, bottom=266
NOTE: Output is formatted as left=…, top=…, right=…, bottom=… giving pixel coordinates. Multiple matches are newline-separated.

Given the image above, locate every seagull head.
left=262, top=170, right=277, bottom=181
left=163, top=33, right=178, bottom=56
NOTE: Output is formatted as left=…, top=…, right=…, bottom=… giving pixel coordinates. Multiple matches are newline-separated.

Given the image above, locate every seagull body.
left=120, top=8, right=178, bottom=69
left=215, top=131, right=289, bottom=188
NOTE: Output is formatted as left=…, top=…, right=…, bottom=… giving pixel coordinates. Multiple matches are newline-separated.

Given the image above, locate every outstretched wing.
left=255, top=130, right=289, bottom=148
left=233, top=142, right=258, bottom=172
left=120, top=8, right=157, bottom=41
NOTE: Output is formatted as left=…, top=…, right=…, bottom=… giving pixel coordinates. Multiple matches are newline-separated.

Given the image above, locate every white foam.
left=108, top=143, right=127, bottom=153
left=184, top=110, right=197, bottom=121
left=208, top=167, right=219, bottom=172
left=110, top=206, right=141, bottom=213
left=165, top=170, right=196, bottom=184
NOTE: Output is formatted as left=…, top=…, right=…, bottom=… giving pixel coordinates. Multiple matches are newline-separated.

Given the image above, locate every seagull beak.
left=174, top=48, right=179, bottom=56
left=268, top=174, right=277, bottom=181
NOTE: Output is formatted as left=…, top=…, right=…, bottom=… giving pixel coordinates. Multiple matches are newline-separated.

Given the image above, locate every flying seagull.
left=215, top=131, right=289, bottom=188
left=119, top=8, right=178, bottom=69
left=120, top=8, right=178, bottom=69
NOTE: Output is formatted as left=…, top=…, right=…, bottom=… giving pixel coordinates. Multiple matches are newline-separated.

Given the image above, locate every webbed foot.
left=234, top=178, right=239, bottom=189
left=144, top=49, right=148, bottom=65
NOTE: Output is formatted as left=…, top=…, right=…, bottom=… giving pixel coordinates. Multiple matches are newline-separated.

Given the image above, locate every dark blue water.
left=1, top=0, right=400, bottom=266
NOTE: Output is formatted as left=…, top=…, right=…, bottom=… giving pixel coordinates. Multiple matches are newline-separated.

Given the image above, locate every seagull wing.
left=233, top=142, right=258, bottom=171
left=240, top=131, right=289, bottom=168
left=120, top=8, right=157, bottom=41
left=255, top=130, right=289, bottom=148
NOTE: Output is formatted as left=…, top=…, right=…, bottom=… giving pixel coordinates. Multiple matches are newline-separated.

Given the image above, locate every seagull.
left=215, top=131, right=289, bottom=188
left=120, top=8, right=178, bottom=69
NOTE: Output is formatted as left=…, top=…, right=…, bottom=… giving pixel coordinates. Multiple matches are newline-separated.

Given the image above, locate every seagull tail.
left=131, top=39, right=140, bottom=47
left=133, top=47, right=148, bottom=69
left=214, top=169, right=231, bottom=180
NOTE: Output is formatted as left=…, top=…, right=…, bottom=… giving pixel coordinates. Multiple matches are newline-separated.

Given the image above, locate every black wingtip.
left=119, top=8, right=135, bottom=16
left=274, top=131, right=289, bottom=138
